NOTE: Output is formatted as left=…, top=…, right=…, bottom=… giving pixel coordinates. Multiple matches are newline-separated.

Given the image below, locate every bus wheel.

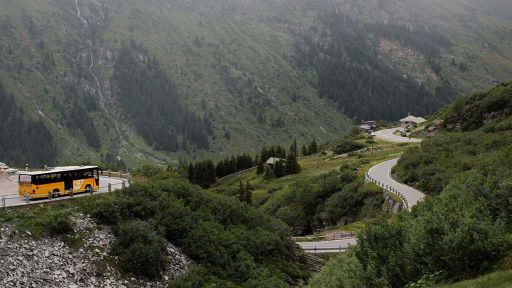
left=85, top=185, right=92, bottom=192
left=52, top=189, right=60, bottom=198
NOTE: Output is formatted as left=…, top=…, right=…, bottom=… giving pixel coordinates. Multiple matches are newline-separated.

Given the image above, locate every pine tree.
left=290, top=140, right=298, bottom=157
left=285, top=148, right=301, bottom=175
left=264, top=165, right=274, bottom=180
left=187, top=163, right=194, bottom=182
left=302, top=144, right=309, bottom=156
left=309, top=139, right=318, bottom=155
left=244, top=189, right=252, bottom=205
left=273, top=160, right=285, bottom=178
left=256, top=158, right=264, bottom=174
left=238, top=180, right=246, bottom=202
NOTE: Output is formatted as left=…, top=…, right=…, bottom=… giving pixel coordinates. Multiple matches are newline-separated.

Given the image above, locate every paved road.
left=375, top=128, right=422, bottom=143
left=296, top=158, right=426, bottom=253
left=367, top=158, right=425, bottom=209
left=296, top=238, right=357, bottom=253
left=0, top=177, right=126, bottom=208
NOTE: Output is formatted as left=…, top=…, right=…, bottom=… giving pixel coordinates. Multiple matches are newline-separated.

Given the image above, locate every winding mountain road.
left=366, top=158, right=425, bottom=210
left=375, top=128, right=422, bottom=143
left=296, top=127, right=425, bottom=253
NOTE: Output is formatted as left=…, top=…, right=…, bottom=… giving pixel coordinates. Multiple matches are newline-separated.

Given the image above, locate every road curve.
left=0, top=177, right=126, bottom=208
left=296, top=238, right=357, bottom=253
left=296, top=158, right=426, bottom=253
left=367, top=158, right=425, bottom=210
left=375, top=128, right=422, bottom=143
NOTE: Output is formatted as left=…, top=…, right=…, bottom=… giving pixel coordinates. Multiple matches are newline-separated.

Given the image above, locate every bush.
left=112, top=220, right=167, bottom=279
left=35, top=210, right=74, bottom=237
left=84, top=176, right=306, bottom=285
left=306, top=249, right=365, bottom=288
left=333, top=139, right=364, bottom=155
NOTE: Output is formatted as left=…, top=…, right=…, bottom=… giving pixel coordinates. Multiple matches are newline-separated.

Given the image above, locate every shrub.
left=306, top=249, right=365, bottom=288
left=333, top=139, right=364, bottom=155
left=36, top=210, right=74, bottom=236
left=112, top=220, right=167, bottom=279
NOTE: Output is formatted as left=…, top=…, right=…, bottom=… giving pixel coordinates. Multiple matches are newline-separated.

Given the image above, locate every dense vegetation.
left=114, top=43, right=212, bottom=151
left=395, top=82, right=512, bottom=195
left=83, top=172, right=311, bottom=286
left=188, top=142, right=304, bottom=188
left=309, top=82, right=512, bottom=287
left=213, top=132, right=393, bottom=236
left=442, top=82, right=512, bottom=131
left=296, top=13, right=451, bottom=121
left=0, top=81, right=57, bottom=166
left=267, top=165, right=383, bottom=235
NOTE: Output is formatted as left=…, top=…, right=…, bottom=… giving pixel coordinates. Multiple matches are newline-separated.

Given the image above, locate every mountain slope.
left=308, top=81, right=512, bottom=288
left=0, top=0, right=511, bottom=167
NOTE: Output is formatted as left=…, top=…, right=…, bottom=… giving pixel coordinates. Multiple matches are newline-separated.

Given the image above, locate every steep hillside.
left=394, top=81, right=512, bottom=195
left=307, top=82, right=512, bottom=288
left=0, top=173, right=315, bottom=287
left=0, top=0, right=351, bottom=167
left=0, top=0, right=511, bottom=167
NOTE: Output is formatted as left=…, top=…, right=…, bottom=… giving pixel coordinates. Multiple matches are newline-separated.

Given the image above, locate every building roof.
left=400, top=115, right=426, bottom=124
left=265, top=157, right=283, bottom=165
left=18, top=166, right=98, bottom=176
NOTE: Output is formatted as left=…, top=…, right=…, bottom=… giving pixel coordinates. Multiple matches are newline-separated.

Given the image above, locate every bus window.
left=93, top=169, right=99, bottom=180
left=84, top=170, right=93, bottom=178
left=19, top=175, right=32, bottom=184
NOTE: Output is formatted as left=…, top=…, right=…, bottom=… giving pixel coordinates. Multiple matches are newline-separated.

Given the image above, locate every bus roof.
left=18, top=166, right=99, bottom=176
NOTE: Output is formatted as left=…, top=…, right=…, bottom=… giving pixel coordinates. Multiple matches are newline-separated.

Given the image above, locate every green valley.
left=1, top=0, right=512, bottom=168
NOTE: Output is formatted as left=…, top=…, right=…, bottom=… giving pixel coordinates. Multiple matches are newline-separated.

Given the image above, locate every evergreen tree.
left=273, top=160, right=286, bottom=178
left=308, top=139, right=318, bottom=155
left=187, top=163, right=194, bottom=183
left=290, top=140, right=298, bottom=157
left=285, top=148, right=301, bottom=175
left=256, top=158, right=264, bottom=175
left=302, top=144, right=309, bottom=156
left=264, top=165, right=274, bottom=180
left=238, top=180, right=246, bottom=203
left=244, top=188, right=252, bottom=205
left=276, top=145, right=287, bottom=159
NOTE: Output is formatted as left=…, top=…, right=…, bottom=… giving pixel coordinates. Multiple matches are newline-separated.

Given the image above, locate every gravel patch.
left=0, top=214, right=192, bottom=287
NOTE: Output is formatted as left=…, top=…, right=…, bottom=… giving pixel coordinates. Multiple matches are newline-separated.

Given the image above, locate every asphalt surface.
left=296, top=129, right=426, bottom=253
left=367, top=158, right=425, bottom=209
left=296, top=238, right=357, bottom=253
left=375, top=128, right=422, bottom=143
left=0, top=177, right=126, bottom=208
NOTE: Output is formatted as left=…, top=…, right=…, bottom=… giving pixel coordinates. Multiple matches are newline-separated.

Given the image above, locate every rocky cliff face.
left=0, top=214, right=191, bottom=287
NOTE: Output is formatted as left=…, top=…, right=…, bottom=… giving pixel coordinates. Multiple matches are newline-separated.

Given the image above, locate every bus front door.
left=64, top=173, right=73, bottom=192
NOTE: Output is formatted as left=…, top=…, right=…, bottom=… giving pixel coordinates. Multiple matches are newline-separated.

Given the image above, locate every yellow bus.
left=18, top=166, right=100, bottom=199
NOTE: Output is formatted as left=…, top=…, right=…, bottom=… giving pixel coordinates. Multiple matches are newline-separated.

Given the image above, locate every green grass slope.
left=0, top=0, right=512, bottom=168
left=437, top=270, right=512, bottom=288
left=211, top=134, right=412, bottom=236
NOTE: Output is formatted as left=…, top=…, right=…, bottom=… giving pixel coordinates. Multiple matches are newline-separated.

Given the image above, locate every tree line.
left=295, top=13, right=452, bottom=121
left=0, top=81, right=57, bottom=166
left=187, top=139, right=316, bottom=188
left=114, top=42, right=212, bottom=152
